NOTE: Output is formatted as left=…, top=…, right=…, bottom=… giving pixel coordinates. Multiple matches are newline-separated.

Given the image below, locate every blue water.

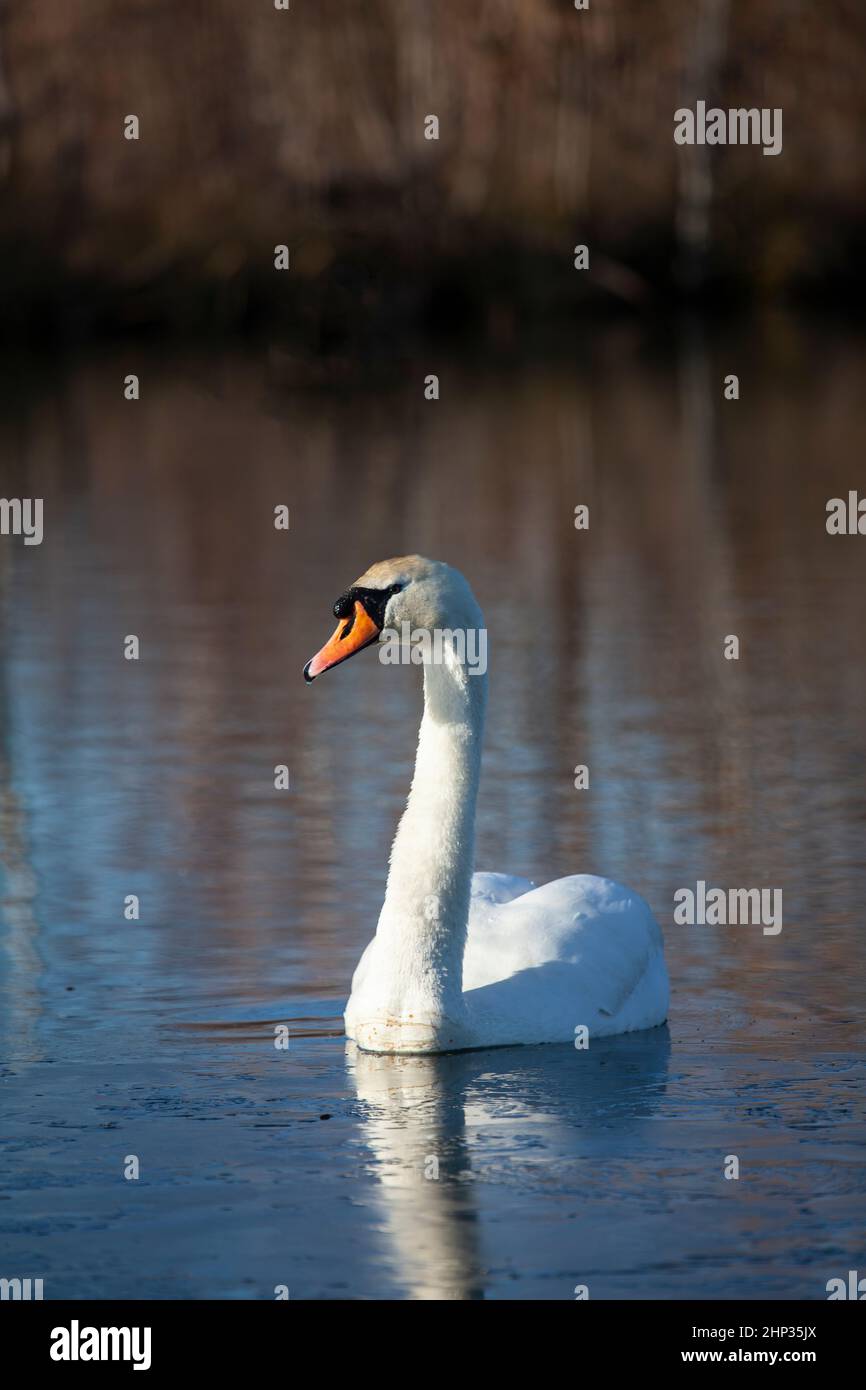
left=1, top=332, right=864, bottom=1298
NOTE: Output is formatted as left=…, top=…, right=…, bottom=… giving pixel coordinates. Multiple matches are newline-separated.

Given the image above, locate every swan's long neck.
left=372, top=654, right=487, bottom=1020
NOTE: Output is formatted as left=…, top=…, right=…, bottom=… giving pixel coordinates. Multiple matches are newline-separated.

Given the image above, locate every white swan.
left=304, top=556, right=669, bottom=1054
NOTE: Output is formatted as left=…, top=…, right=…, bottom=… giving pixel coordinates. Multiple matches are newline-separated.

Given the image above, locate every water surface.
left=1, top=321, right=864, bottom=1298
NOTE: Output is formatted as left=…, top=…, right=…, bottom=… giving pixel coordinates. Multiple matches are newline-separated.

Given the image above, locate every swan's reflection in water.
left=348, top=1028, right=670, bottom=1300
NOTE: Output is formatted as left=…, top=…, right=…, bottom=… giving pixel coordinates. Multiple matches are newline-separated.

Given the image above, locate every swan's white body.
left=347, top=870, right=669, bottom=1052
left=308, top=556, right=669, bottom=1054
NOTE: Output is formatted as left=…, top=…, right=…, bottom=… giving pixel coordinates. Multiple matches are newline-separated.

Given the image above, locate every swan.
left=304, top=555, right=669, bottom=1054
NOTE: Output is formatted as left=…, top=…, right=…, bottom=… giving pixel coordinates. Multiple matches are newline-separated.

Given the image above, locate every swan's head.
left=304, top=555, right=483, bottom=681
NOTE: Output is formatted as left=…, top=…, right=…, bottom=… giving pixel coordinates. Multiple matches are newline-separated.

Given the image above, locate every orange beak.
left=304, top=601, right=381, bottom=682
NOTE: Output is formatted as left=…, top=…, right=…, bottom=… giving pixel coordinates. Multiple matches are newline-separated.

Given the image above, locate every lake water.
left=1, top=318, right=864, bottom=1299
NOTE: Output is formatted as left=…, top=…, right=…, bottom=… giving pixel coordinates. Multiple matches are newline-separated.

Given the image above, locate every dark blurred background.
left=0, top=0, right=864, bottom=345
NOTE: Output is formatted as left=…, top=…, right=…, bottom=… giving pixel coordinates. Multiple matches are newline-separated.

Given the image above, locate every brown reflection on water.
left=0, top=317, right=864, bottom=1055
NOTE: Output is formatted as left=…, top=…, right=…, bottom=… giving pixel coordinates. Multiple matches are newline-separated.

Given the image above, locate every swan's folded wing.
left=470, top=871, right=536, bottom=909
left=464, top=873, right=664, bottom=1021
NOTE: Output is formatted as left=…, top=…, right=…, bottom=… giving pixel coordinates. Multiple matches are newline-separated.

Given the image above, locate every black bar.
left=2, top=1299, right=860, bottom=1375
